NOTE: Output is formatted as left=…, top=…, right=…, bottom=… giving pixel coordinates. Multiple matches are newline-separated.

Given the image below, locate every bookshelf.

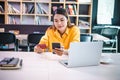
left=0, top=0, right=5, bottom=24
left=0, top=0, right=93, bottom=33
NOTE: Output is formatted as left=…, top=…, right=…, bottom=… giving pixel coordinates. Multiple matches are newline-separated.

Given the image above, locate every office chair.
left=100, top=27, right=119, bottom=53
left=0, top=32, right=18, bottom=51
left=18, top=39, right=28, bottom=51
left=27, top=33, right=44, bottom=52
left=80, top=34, right=93, bottom=42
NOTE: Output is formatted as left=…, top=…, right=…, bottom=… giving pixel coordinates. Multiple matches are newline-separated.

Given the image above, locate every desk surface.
left=0, top=52, right=120, bottom=80
left=91, top=33, right=109, bottom=41
left=16, top=34, right=28, bottom=40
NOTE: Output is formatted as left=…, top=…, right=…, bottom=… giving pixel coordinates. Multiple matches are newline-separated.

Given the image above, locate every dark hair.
left=53, top=8, right=73, bottom=28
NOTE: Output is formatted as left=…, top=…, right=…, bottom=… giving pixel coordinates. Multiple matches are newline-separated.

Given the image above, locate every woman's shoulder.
left=46, top=26, right=55, bottom=31
left=46, top=26, right=55, bottom=34
left=69, top=25, right=79, bottom=30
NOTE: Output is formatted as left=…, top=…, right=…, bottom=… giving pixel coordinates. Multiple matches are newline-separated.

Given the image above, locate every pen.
left=20, top=59, right=23, bottom=67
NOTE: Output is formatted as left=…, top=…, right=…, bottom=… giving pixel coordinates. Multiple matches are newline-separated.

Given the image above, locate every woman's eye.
left=54, top=20, right=58, bottom=22
left=61, top=20, right=64, bottom=21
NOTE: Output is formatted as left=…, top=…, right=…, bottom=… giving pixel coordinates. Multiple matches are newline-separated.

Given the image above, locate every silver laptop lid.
left=67, top=42, right=103, bottom=67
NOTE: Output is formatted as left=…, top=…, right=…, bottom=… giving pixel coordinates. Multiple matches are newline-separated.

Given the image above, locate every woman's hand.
left=53, top=47, right=68, bottom=56
left=34, top=45, right=44, bottom=53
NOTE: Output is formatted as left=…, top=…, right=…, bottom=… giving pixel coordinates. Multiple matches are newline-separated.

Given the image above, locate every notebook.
left=0, top=57, right=22, bottom=70
left=59, top=42, right=103, bottom=68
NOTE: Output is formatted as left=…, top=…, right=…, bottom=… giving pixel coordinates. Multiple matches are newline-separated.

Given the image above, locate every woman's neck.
left=58, top=28, right=67, bottom=34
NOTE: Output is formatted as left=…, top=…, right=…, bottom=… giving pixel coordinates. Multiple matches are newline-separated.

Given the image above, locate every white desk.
left=0, top=52, right=120, bottom=80
left=16, top=34, right=28, bottom=41
left=91, top=33, right=109, bottom=41
left=16, top=34, right=28, bottom=46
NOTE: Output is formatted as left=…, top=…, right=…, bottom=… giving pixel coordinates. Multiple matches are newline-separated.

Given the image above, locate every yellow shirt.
left=39, top=25, right=80, bottom=52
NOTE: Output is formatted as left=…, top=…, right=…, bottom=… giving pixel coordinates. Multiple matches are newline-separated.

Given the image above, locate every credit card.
left=37, top=44, right=47, bottom=49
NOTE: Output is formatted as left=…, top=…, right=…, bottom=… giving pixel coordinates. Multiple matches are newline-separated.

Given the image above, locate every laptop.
left=59, top=42, right=103, bottom=68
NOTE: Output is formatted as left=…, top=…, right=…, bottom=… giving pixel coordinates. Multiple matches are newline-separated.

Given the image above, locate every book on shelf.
left=52, top=0, right=59, bottom=2
left=66, top=0, right=77, bottom=2
left=8, top=4, right=20, bottom=14
left=40, top=3, right=49, bottom=14
left=66, top=5, right=70, bottom=14
left=52, top=0, right=64, bottom=2
left=23, top=0, right=35, bottom=1
left=60, top=0, right=64, bottom=2
left=36, top=3, right=43, bottom=14
left=36, top=3, right=49, bottom=14
left=36, top=16, right=48, bottom=25
left=22, top=3, right=34, bottom=14
left=78, top=19, right=90, bottom=28
left=28, top=5, right=35, bottom=14
left=6, top=0, right=20, bottom=1
left=22, top=3, right=29, bottom=14
left=67, top=4, right=75, bottom=15
left=36, top=16, right=53, bottom=25
left=8, top=16, right=17, bottom=24
left=77, top=0, right=91, bottom=3
left=36, top=0, right=50, bottom=2
left=0, top=5, right=4, bottom=13
left=52, top=5, right=63, bottom=14
left=72, top=4, right=77, bottom=15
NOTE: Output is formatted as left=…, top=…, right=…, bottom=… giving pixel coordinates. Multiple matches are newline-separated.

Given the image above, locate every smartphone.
left=37, top=44, right=47, bottom=49
left=52, top=43, right=61, bottom=49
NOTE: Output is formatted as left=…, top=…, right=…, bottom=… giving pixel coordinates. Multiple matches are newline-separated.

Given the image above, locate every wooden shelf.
left=0, top=0, right=93, bottom=33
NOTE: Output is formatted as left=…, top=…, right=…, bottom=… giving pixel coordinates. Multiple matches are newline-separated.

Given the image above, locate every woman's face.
left=53, top=14, right=68, bottom=34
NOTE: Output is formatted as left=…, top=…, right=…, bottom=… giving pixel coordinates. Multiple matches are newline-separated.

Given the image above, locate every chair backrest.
left=27, top=33, right=44, bottom=51
left=0, top=32, right=17, bottom=51
left=80, top=34, right=93, bottom=42
left=27, top=33, right=44, bottom=45
left=101, top=27, right=119, bottom=39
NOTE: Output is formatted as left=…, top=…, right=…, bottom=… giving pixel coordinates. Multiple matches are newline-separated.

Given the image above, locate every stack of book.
left=0, top=57, right=22, bottom=70
left=66, top=4, right=77, bottom=15
left=78, top=20, right=90, bottom=28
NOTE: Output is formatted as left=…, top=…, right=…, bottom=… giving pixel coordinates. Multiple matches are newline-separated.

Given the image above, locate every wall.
left=0, top=24, right=50, bottom=34
left=92, top=0, right=120, bottom=26
left=92, top=0, right=98, bottom=27
left=112, top=0, right=120, bottom=25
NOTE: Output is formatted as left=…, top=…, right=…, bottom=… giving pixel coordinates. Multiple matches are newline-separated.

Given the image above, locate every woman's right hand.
left=34, top=45, right=44, bottom=53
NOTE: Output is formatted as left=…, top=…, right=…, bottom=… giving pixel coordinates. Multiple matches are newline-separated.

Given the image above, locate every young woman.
left=34, top=8, right=80, bottom=56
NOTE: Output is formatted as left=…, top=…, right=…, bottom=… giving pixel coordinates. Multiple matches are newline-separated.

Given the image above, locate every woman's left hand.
left=53, top=48, right=68, bottom=56
left=53, top=48, right=64, bottom=56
